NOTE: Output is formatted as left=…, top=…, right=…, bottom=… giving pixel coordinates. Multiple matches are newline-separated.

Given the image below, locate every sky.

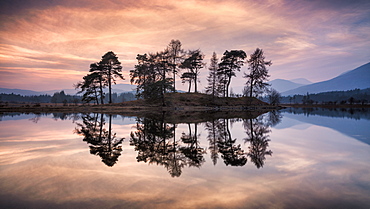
left=0, top=0, right=369, bottom=93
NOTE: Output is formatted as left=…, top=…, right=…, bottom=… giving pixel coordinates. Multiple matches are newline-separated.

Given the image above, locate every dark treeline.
left=0, top=93, right=52, bottom=103
left=280, top=88, right=370, bottom=105
left=0, top=90, right=135, bottom=105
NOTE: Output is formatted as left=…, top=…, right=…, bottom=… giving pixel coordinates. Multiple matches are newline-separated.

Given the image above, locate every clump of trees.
left=73, top=40, right=274, bottom=105
left=75, top=51, right=124, bottom=104
left=130, top=40, right=208, bottom=105
left=131, top=40, right=273, bottom=103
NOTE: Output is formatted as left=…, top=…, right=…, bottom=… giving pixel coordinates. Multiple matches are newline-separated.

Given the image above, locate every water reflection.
left=283, top=107, right=370, bottom=120
left=130, top=114, right=205, bottom=177
left=280, top=107, right=370, bottom=145
left=1, top=109, right=370, bottom=208
left=128, top=111, right=279, bottom=177
left=244, top=116, right=272, bottom=168
left=75, top=113, right=124, bottom=167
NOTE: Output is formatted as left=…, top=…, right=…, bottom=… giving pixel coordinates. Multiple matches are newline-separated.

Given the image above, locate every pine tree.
left=244, top=48, right=271, bottom=98
left=218, top=50, right=247, bottom=97
left=100, top=51, right=124, bottom=104
left=205, top=52, right=221, bottom=97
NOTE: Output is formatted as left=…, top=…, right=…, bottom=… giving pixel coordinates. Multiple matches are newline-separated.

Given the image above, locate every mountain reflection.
left=75, top=113, right=124, bottom=167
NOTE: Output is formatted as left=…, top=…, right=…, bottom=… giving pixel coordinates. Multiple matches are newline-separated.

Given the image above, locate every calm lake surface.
left=1, top=108, right=369, bottom=209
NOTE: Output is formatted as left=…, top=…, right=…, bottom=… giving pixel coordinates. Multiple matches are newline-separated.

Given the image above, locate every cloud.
left=0, top=0, right=369, bottom=91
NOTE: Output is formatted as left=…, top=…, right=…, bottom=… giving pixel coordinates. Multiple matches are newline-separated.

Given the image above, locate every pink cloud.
left=0, top=0, right=369, bottom=92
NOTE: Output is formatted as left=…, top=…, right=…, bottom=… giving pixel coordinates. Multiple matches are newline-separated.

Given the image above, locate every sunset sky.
left=0, top=0, right=369, bottom=92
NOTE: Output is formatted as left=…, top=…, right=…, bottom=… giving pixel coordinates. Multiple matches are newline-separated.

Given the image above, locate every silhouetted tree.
left=180, top=49, right=205, bottom=93
left=205, top=52, right=222, bottom=97
left=167, top=39, right=184, bottom=92
left=180, top=72, right=195, bottom=93
left=75, top=64, right=106, bottom=104
left=100, top=51, right=124, bottom=104
left=245, top=48, right=271, bottom=98
left=218, top=50, right=247, bottom=97
left=130, top=52, right=174, bottom=104
left=268, top=88, right=281, bottom=105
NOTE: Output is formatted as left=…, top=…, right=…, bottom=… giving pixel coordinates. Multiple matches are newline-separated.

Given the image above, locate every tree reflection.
left=130, top=114, right=206, bottom=177
left=205, top=120, right=221, bottom=165
left=75, top=113, right=124, bottom=167
left=73, top=110, right=280, bottom=174
left=243, top=116, right=273, bottom=169
left=217, top=119, right=247, bottom=166
left=130, top=114, right=185, bottom=177
left=180, top=123, right=206, bottom=168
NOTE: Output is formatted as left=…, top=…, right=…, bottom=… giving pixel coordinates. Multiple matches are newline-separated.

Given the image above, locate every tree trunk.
left=173, top=68, right=176, bottom=92
left=194, top=72, right=198, bottom=93
left=226, top=75, right=231, bottom=97
left=162, top=69, right=166, bottom=106
left=249, top=78, right=253, bottom=98
left=188, top=80, right=191, bottom=93
left=108, top=64, right=112, bottom=104
left=94, top=88, right=99, bottom=105
left=99, top=78, right=104, bottom=105
left=212, top=72, right=216, bottom=97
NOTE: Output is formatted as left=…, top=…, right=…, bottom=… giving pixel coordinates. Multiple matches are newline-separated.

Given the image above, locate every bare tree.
left=268, top=88, right=281, bottom=105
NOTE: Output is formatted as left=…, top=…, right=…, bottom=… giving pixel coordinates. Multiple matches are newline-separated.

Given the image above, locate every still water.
left=0, top=108, right=369, bottom=209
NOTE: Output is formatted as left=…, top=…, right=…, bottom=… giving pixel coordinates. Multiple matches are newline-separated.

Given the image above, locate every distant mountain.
left=0, top=88, right=44, bottom=96
left=289, top=78, right=312, bottom=85
left=268, top=79, right=306, bottom=93
left=0, top=84, right=137, bottom=96
left=282, top=62, right=370, bottom=96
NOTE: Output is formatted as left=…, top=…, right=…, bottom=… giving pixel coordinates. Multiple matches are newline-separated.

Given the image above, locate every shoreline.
left=0, top=104, right=281, bottom=114
left=281, top=104, right=370, bottom=108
